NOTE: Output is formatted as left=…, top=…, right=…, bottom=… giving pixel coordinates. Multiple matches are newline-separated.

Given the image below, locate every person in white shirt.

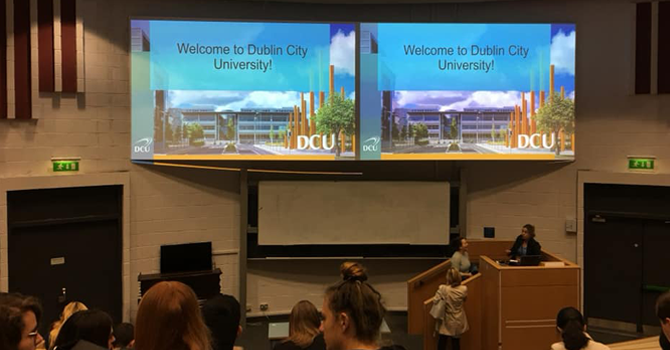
left=551, top=307, right=610, bottom=350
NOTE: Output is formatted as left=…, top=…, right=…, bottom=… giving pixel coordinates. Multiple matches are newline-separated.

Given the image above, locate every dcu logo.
left=134, top=138, right=153, bottom=153
left=362, top=137, right=380, bottom=152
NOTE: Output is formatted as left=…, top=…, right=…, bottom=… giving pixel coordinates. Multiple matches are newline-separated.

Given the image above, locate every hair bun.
left=340, top=262, right=368, bottom=282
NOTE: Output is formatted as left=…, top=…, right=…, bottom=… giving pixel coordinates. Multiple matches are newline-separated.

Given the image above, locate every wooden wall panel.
left=14, top=0, right=32, bottom=119
left=61, top=0, right=76, bottom=92
left=635, top=2, right=651, bottom=94
left=38, top=0, right=54, bottom=92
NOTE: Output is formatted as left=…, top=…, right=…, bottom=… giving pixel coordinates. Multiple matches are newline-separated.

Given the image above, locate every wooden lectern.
left=408, top=241, right=581, bottom=350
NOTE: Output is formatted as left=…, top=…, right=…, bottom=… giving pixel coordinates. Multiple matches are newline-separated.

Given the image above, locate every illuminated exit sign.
left=628, top=157, right=655, bottom=170
left=52, top=160, right=79, bottom=172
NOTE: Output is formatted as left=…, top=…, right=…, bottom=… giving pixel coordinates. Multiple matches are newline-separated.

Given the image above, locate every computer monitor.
left=160, top=242, right=212, bottom=274
left=520, top=255, right=542, bottom=266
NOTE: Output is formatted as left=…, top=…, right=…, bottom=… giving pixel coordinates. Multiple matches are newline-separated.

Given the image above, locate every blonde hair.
left=49, top=301, right=88, bottom=349
left=135, top=281, right=212, bottom=350
left=446, top=268, right=462, bottom=287
left=284, top=300, right=321, bottom=348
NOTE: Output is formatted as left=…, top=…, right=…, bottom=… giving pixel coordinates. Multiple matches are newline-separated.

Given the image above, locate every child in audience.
left=52, top=310, right=115, bottom=350
left=49, top=302, right=88, bottom=350
left=551, top=307, right=609, bottom=350
left=202, top=294, right=242, bottom=350
left=112, top=323, right=134, bottom=350
left=321, top=262, right=386, bottom=350
left=433, top=268, right=468, bottom=350
left=274, top=300, right=325, bottom=350
left=135, top=281, right=212, bottom=350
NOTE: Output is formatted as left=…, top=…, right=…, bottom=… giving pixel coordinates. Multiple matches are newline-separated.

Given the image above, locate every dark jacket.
left=273, top=333, right=325, bottom=350
left=508, top=235, right=541, bottom=259
left=661, top=333, right=670, bottom=350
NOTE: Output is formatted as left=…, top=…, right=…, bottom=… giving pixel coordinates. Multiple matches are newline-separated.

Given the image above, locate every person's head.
left=522, top=224, right=536, bottom=241
left=135, top=281, right=211, bottom=350
left=51, top=302, right=88, bottom=348
left=322, top=262, right=385, bottom=350
left=0, top=305, right=24, bottom=350
left=0, top=293, right=43, bottom=350
left=201, top=294, right=241, bottom=350
left=285, top=300, right=321, bottom=348
left=556, top=307, right=588, bottom=350
left=656, top=291, right=670, bottom=342
left=112, top=323, right=134, bottom=349
left=53, top=309, right=114, bottom=350
left=446, top=268, right=462, bottom=288
left=451, top=237, right=468, bottom=253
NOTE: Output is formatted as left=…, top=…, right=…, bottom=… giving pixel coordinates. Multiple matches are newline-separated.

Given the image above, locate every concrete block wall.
left=0, top=0, right=669, bottom=320
left=0, top=0, right=244, bottom=322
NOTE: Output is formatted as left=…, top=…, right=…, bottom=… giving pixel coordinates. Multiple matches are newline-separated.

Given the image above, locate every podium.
left=138, top=268, right=222, bottom=301
left=480, top=252, right=580, bottom=350
left=407, top=241, right=581, bottom=350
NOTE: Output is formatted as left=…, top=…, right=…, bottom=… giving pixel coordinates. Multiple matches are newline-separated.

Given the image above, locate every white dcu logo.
left=134, top=138, right=153, bottom=153
left=362, top=137, right=380, bottom=152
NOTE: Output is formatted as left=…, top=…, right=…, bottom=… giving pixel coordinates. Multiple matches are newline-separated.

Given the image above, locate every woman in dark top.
left=274, top=300, right=325, bottom=350
left=52, top=310, right=114, bottom=350
left=506, top=224, right=542, bottom=259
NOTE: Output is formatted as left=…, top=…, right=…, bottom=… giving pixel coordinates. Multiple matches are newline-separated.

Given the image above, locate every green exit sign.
left=52, top=160, right=79, bottom=172
left=628, top=158, right=655, bottom=170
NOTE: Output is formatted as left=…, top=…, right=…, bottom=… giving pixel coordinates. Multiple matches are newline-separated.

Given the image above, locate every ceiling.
left=228, top=0, right=524, bottom=4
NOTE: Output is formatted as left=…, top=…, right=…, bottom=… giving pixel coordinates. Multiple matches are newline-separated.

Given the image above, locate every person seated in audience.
left=49, top=302, right=88, bottom=350
left=449, top=237, right=477, bottom=278
left=551, top=307, right=609, bottom=350
left=661, top=333, right=670, bottom=350
left=321, top=262, right=388, bottom=350
left=433, top=268, right=468, bottom=350
left=202, top=294, right=242, bottom=350
left=0, top=293, right=44, bottom=350
left=112, top=323, right=134, bottom=350
left=657, top=291, right=670, bottom=350
left=52, top=310, right=114, bottom=350
left=135, top=281, right=212, bottom=350
left=506, top=224, right=542, bottom=259
left=1, top=304, right=25, bottom=350
left=273, top=300, right=325, bottom=350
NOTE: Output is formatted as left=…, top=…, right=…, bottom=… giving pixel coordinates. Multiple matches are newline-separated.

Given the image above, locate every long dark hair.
left=0, top=305, right=23, bottom=350
left=325, top=262, right=385, bottom=344
left=523, top=224, right=536, bottom=238
left=450, top=237, right=465, bottom=252
left=53, top=309, right=113, bottom=350
left=556, top=307, right=588, bottom=350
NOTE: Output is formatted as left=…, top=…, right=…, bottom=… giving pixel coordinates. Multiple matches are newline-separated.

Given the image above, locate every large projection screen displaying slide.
left=258, top=181, right=450, bottom=245
left=131, top=20, right=575, bottom=161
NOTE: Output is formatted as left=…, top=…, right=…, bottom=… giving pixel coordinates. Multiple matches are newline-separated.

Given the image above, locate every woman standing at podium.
left=450, top=238, right=475, bottom=278
left=506, top=224, right=542, bottom=259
